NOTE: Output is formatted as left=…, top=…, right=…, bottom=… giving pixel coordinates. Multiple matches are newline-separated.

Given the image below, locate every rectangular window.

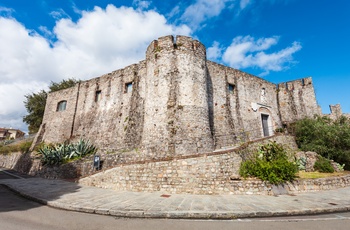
left=228, top=83, right=235, bottom=94
left=125, top=82, right=133, bottom=93
left=261, top=114, right=270, bottom=137
left=95, top=90, right=102, bottom=102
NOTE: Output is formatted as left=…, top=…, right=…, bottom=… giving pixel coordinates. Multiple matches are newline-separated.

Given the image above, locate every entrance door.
left=261, top=114, right=269, bottom=137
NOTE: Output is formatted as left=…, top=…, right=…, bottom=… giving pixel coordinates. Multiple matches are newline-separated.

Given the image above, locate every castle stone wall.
left=141, top=35, right=214, bottom=156
left=42, top=85, right=79, bottom=143
left=207, top=62, right=281, bottom=148
left=38, top=35, right=321, bottom=158
left=71, top=63, right=145, bottom=152
left=277, top=77, right=321, bottom=124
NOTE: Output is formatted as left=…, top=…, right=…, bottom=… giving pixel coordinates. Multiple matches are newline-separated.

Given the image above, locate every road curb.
left=41, top=196, right=350, bottom=219
left=1, top=179, right=350, bottom=220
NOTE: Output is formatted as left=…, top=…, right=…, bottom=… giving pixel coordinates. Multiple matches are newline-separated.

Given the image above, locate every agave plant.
left=39, top=144, right=61, bottom=166
left=38, top=139, right=97, bottom=166
left=73, top=139, right=97, bottom=158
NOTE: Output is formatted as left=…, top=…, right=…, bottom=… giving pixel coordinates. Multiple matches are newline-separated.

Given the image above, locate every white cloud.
left=0, top=6, right=14, bottom=16
left=133, top=0, right=152, bottom=10
left=38, top=26, right=54, bottom=39
left=207, top=41, right=223, bottom=60
left=208, top=35, right=301, bottom=76
left=0, top=81, right=45, bottom=131
left=49, top=8, right=71, bottom=20
left=240, top=0, right=252, bottom=9
left=0, top=18, right=55, bottom=84
left=180, top=0, right=234, bottom=30
left=167, top=5, right=181, bottom=18
left=52, top=5, right=191, bottom=78
left=0, top=4, right=191, bottom=132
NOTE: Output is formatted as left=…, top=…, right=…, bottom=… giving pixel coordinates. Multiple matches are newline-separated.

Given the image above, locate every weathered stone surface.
left=7, top=35, right=326, bottom=195
left=77, top=135, right=300, bottom=195
left=277, top=78, right=321, bottom=125
left=34, top=35, right=320, bottom=158
left=1, top=135, right=301, bottom=195
left=305, top=151, right=318, bottom=172
left=295, top=151, right=318, bottom=172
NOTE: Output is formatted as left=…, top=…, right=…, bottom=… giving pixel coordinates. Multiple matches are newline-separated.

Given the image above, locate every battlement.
left=277, top=77, right=313, bottom=91
left=146, top=35, right=206, bottom=59
left=329, top=104, right=342, bottom=119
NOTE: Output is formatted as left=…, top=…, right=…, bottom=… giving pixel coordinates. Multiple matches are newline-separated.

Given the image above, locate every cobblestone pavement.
left=1, top=173, right=350, bottom=219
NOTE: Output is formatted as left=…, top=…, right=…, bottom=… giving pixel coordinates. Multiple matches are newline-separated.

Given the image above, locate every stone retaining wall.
left=0, top=152, right=40, bottom=174
left=285, top=175, right=350, bottom=193
left=2, top=134, right=350, bottom=195
left=78, top=149, right=350, bottom=195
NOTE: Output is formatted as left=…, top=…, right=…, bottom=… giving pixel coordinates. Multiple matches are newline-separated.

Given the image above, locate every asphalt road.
left=1, top=184, right=350, bottom=230
left=0, top=168, right=32, bottom=179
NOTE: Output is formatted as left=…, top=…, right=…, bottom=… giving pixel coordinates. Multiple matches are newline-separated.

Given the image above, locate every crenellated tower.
left=277, top=77, right=321, bottom=124
left=141, top=35, right=214, bottom=156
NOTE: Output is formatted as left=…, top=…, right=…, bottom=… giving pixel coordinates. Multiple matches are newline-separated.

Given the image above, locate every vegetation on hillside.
left=23, top=78, right=80, bottom=134
left=293, top=115, right=350, bottom=170
left=0, top=141, right=33, bottom=155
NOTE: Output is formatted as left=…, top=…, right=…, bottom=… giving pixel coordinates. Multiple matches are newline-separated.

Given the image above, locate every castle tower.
left=277, top=77, right=321, bottom=124
left=329, top=104, right=342, bottom=120
left=141, top=35, right=214, bottom=156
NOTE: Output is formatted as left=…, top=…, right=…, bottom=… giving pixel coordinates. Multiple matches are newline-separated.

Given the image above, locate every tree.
left=23, top=78, right=80, bottom=134
left=48, top=78, right=80, bottom=92
left=23, top=90, right=47, bottom=134
left=294, top=115, right=350, bottom=170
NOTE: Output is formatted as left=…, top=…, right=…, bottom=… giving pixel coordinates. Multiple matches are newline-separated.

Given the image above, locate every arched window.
left=57, top=100, right=67, bottom=111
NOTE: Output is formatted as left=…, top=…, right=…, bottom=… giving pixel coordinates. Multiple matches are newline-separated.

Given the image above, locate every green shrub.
left=257, top=141, right=288, bottom=162
left=293, top=115, right=350, bottom=170
left=275, top=127, right=285, bottom=133
left=0, top=145, right=13, bottom=154
left=19, top=141, right=33, bottom=153
left=39, top=139, right=97, bottom=166
left=1, top=144, right=19, bottom=154
left=0, top=141, right=33, bottom=154
left=314, top=157, right=334, bottom=173
left=239, top=142, right=298, bottom=184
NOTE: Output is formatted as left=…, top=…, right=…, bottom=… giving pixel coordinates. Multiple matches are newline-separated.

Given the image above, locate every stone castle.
left=36, top=35, right=321, bottom=156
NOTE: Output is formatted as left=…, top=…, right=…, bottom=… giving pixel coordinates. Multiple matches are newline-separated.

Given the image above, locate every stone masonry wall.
left=207, top=61, right=282, bottom=148
left=277, top=77, right=321, bottom=124
left=42, top=85, right=79, bottom=143
left=72, top=63, right=145, bottom=152
left=141, top=35, right=214, bottom=156
left=37, top=35, right=321, bottom=161
left=328, top=104, right=350, bottom=120
left=78, top=135, right=299, bottom=195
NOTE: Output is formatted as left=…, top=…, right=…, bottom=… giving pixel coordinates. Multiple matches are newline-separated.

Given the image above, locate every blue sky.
left=1, top=0, right=349, bottom=132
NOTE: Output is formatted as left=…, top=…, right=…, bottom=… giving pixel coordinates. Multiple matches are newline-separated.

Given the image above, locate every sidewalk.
left=1, top=175, right=350, bottom=219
